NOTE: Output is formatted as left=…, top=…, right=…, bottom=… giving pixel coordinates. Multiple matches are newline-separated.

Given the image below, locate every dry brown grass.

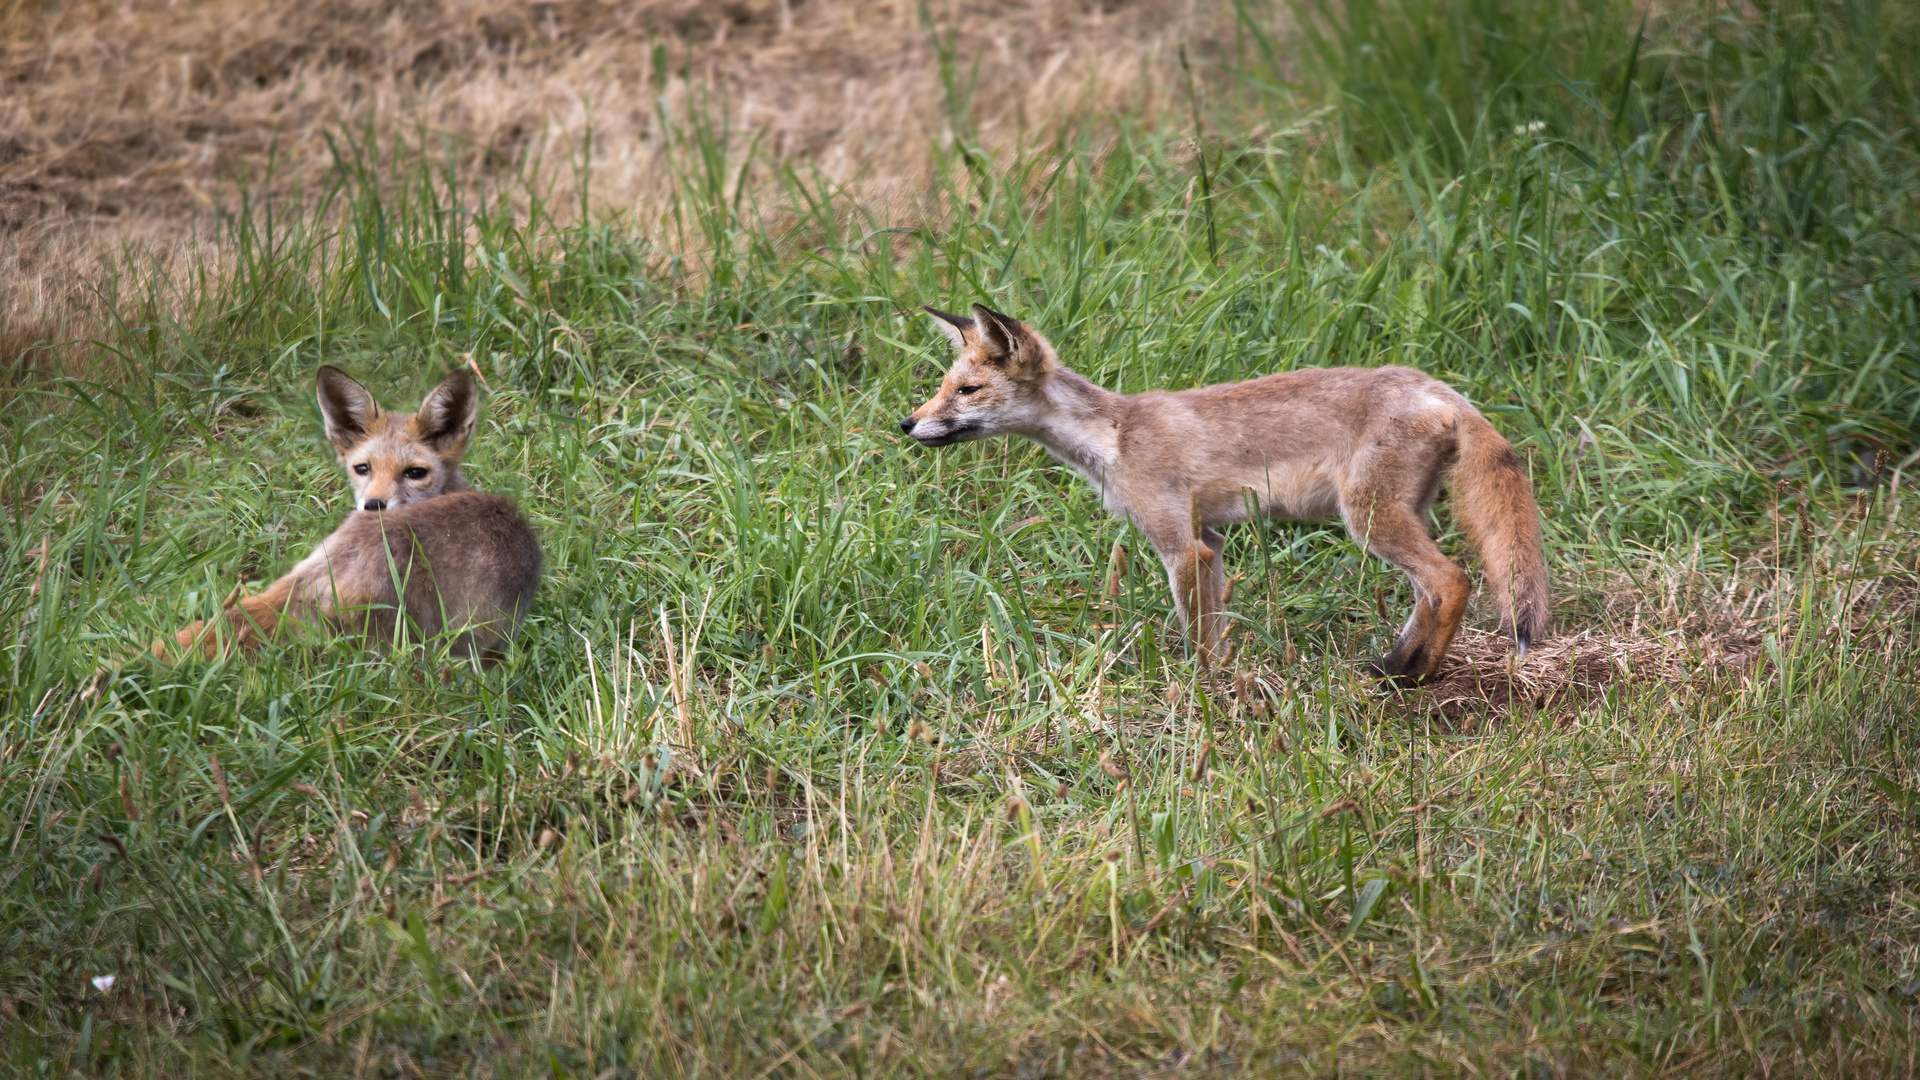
left=1, top=0, right=1240, bottom=370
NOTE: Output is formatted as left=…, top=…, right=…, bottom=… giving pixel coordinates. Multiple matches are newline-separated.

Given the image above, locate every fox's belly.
left=1192, top=463, right=1341, bottom=525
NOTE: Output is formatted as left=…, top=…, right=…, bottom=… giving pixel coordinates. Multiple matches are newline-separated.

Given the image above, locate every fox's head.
left=900, top=304, right=1058, bottom=446
left=315, top=366, right=478, bottom=512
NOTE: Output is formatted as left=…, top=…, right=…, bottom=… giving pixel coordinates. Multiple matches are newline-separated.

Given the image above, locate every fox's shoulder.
left=408, top=490, right=523, bottom=511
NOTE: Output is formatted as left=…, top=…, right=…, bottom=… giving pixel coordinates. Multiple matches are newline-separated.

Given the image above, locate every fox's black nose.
left=898, top=416, right=916, bottom=435
left=362, top=499, right=387, bottom=512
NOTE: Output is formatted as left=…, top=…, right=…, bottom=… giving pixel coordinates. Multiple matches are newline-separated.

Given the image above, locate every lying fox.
left=901, top=304, right=1547, bottom=683
left=157, top=366, right=541, bottom=664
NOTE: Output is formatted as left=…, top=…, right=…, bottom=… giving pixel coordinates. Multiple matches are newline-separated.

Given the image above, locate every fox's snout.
left=345, top=457, right=426, bottom=512
left=901, top=397, right=949, bottom=442
left=900, top=378, right=972, bottom=445
left=344, top=456, right=446, bottom=512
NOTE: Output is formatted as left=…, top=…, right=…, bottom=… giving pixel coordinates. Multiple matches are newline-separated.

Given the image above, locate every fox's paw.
left=151, top=620, right=224, bottom=662
left=147, top=626, right=194, bottom=663
left=1364, top=656, right=1434, bottom=689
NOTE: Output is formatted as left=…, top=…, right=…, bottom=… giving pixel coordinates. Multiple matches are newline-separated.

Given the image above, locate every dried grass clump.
left=1385, top=503, right=1920, bottom=728
left=1398, top=625, right=1768, bottom=729
left=1, top=0, right=1238, bottom=369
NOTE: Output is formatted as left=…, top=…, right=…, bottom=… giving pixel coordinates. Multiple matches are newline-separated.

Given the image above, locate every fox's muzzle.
left=898, top=416, right=917, bottom=435
left=901, top=419, right=978, bottom=447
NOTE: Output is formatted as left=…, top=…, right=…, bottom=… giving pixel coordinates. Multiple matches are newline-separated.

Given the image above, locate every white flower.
left=91, top=974, right=116, bottom=993
left=1514, top=120, right=1546, bottom=136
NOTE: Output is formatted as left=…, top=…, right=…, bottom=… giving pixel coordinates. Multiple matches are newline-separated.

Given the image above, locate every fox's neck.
left=1021, top=367, right=1125, bottom=493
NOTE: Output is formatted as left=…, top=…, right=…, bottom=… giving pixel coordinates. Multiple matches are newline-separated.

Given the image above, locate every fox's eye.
left=956, top=385, right=981, bottom=396
left=353, top=463, right=370, bottom=476
left=403, top=466, right=430, bottom=480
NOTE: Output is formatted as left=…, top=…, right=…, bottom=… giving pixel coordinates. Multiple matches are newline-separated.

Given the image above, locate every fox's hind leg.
left=1342, top=490, right=1469, bottom=684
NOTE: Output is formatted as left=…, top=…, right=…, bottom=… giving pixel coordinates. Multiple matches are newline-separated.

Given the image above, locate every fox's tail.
left=1451, top=414, right=1549, bottom=653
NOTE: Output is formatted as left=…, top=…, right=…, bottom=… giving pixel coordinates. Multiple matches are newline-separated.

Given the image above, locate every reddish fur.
left=158, top=370, right=540, bottom=665
left=1451, top=414, right=1550, bottom=648
left=904, top=304, right=1549, bottom=682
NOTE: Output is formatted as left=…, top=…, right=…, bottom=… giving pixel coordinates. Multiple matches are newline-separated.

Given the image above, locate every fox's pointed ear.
left=923, top=306, right=974, bottom=351
left=969, top=304, right=1009, bottom=357
left=971, top=304, right=1043, bottom=371
left=970, top=305, right=1053, bottom=378
left=409, top=370, right=479, bottom=456
left=316, top=366, right=379, bottom=454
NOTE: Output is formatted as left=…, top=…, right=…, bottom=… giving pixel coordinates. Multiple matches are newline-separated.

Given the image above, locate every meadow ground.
left=4, top=0, right=1920, bottom=1076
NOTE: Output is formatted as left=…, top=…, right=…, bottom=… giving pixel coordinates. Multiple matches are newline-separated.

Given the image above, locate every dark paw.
left=1363, top=655, right=1402, bottom=681
left=1364, top=656, right=1431, bottom=688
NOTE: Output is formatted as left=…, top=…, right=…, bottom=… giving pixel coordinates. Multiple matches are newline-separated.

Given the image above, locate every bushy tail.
left=1452, top=414, right=1549, bottom=652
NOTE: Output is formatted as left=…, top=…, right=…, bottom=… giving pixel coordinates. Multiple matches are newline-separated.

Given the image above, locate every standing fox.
left=157, top=366, right=541, bottom=664
left=900, top=305, right=1547, bottom=683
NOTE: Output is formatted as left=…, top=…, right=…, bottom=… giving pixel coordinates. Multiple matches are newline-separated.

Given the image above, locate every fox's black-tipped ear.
left=969, top=304, right=1051, bottom=378
left=316, top=366, right=380, bottom=454
left=410, top=369, right=479, bottom=456
left=969, top=304, right=1022, bottom=361
left=924, top=306, right=974, bottom=351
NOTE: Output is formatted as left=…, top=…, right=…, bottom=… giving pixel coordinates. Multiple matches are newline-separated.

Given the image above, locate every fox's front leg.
left=1157, top=528, right=1228, bottom=662
left=155, top=579, right=297, bottom=661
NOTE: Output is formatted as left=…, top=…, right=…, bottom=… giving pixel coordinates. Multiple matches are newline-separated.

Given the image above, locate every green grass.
left=4, top=0, right=1919, bottom=1075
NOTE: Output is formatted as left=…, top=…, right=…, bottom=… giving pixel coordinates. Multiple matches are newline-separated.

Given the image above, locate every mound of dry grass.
left=1393, top=625, right=1768, bottom=729
left=1, top=0, right=1236, bottom=369
left=1385, top=513, right=1920, bottom=728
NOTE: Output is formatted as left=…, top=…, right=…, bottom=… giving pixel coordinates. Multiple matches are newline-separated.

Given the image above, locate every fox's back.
left=1113, top=365, right=1475, bottom=521
left=342, top=492, right=540, bottom=569
left=1137, top=364, right=1463, bottom=433
left=310, top=492, right=542, bottom=645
